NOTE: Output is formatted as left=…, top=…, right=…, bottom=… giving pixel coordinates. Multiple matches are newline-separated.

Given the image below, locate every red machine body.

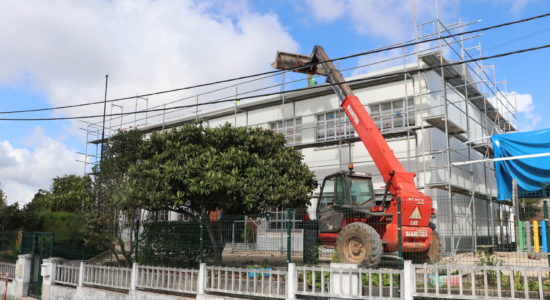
left=335, top=94, right=433, bottom=252
left=273, top=46, right=437, bottom=263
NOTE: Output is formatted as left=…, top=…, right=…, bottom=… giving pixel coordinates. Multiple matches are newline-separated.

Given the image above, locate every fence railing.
left=83, top=264, right=132, bottom=290
left=413, top=263, right=550, bottom=299
left=0, top=262, right=15, bottom=279
left=205, top=265, right=287, bottom=298
left=137, top=265, right=198, bottom=294
left=295, top=265, right=402, bottom=299
left=45, top=260, right=550, bottom=300
left=54, top=264, right=79, bottom=287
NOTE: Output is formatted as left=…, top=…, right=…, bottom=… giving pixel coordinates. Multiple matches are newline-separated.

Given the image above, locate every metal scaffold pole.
left=512, top=179, right=521, bottom=252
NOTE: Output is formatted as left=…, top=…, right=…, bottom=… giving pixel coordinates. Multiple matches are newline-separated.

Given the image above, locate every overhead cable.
left=1, top=43, right=549, bottom=121
left=1, top=12, right=549, bottom=115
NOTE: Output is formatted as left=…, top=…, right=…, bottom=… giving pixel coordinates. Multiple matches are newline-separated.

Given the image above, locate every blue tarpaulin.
left=491, top=128, right=550, bottom=201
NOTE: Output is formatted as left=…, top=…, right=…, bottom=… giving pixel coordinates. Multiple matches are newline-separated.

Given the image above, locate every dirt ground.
left=440, top=251, right=549, bottom=267
left=221, top=247, right=550, bottom=268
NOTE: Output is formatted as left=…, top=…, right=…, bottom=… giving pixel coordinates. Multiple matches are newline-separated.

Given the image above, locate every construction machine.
left=273, top=46, right=442, bottom=267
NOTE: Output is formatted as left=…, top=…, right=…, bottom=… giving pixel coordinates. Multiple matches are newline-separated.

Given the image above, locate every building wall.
left=131, top=64, right=512, bottom=252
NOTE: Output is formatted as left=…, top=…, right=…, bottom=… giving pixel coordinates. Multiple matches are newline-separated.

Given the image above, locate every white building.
left=99, top=50, right=513, bottom=253
left=84, top=12, right=519, bottom=254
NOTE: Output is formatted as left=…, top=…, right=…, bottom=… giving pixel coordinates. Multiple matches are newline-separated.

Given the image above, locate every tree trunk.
left=204, top=218, right=224, bottom=265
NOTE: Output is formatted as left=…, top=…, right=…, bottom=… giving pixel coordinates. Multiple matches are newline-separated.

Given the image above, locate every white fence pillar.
left=197, top=263, right=206, bottom=295
left=329, top=263, right=360, bottom=298
left=78, top=261, right=85, bottom=287
left=130, top=263, right=138, bottom=291
left=402, top=260, right=413, bottom=300
left=40, top=258, right=57, bottom=300
left=286, top=262, right=296, bottom=300
left=13, top=254, right=32, bottom=298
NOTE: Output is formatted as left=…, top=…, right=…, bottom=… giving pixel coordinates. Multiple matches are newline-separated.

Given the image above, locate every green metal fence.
left=1, top=183, right=547, bottom=270
left=0, top=231, right=20, bottom=263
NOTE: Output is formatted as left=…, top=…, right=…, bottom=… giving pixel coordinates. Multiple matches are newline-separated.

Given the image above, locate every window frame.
left=269, top=117, right=303, bottom=145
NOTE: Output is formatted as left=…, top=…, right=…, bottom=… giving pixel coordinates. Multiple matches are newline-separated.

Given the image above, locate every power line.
left=1, top=12, right=549, bottom=115
left=1, top=43, right=549, bottom=121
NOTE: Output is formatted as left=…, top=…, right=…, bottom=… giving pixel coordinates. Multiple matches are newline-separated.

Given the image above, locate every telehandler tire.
left=404, top=230, right=444, bottom=263
left=426, top=230, right=444, bottom=263
left=335, top=222, right=382, bottom=267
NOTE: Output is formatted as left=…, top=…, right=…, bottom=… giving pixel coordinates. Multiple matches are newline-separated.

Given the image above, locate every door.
left=318, top=175, right=347, bottom=233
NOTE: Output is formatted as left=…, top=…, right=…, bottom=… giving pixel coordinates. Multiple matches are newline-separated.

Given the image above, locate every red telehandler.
left=273, top=46, right=443, bottom=267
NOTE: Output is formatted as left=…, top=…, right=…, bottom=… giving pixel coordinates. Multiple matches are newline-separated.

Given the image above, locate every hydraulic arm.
left=273, top=46, right=427, bottom=200
left=274, top=46, right=436, bottom=257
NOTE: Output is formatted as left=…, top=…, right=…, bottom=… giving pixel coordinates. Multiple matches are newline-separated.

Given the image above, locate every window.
left=369, top=98, right=415, bottom=132
left=318, top=177, right=335, bottom=211
left=316, top=110, right=355, bottom=142
left=267, top=209, right=303, bottom=230
left=151, top=210, right=169, bottom=221
left=270, top=118, right=302, bottom=145
left=349, top=177, right=373, bottom=205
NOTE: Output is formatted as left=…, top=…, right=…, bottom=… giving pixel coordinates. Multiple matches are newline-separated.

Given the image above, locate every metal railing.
left=54, top=264, right=79, bottom=287
left=43, top=260, right=550, bottom=299
left=83, top=264, right=131, bottom=290
left=295, top=265, right=402, bottom=299
left=0, top=262, right=15, bottom=280
left=413, top=263, right=550, bottom=299
left=137, top=265, right=199, bottom=294
left=205, top=265, right=287, bottom=298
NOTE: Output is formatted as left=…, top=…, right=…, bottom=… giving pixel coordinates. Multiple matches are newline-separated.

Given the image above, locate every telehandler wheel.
left=335, top=222, right=382, bottom=267
left=405, top=230, right=444, bottom=263
left=426, top=230, right=444, bottom=263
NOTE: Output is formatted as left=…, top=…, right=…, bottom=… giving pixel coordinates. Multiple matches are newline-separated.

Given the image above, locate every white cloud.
left=0, top=0, right=299, bottom=123
left=0, top=0, right=300, bottom=199
left=303, top=0, right=458, bottom=42
left=304, top=0, right=346, bottom=23
left=507, top=0, right=538, bottom=14
left=0, top=128, right=81, bottom=205
left=490, top=91, right=540, bottom=131
left=512, top=92, right=541, bottom=131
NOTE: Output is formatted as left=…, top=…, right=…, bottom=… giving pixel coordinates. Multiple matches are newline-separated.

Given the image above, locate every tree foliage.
left=87, top=129, right=146, bottom=266
left=129, top=123, right=317, bottom=215
left=0, top=183, right=7, bottom=207
left=8, top=123, right=316, bottom=266
left=43, top=175, right=93, bottom=212
left=128, top=122, right=317, bottom=264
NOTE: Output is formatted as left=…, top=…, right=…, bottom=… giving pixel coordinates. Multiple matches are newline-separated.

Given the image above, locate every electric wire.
left=1, top=43, right=549, bottom=121
left=1, top=12, right=549, bottom=115
left=96, top=37, right=457, bottom=131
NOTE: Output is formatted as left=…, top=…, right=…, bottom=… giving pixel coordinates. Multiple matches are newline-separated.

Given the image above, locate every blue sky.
left=0, top=0, right=549, bottom=204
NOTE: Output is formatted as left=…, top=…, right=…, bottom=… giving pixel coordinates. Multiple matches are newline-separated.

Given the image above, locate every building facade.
left=104, top=50, right=513, bottom=254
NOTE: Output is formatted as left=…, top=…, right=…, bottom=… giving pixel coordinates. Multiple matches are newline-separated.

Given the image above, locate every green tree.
left=42, top=175, right=94, bottom=212
left=0, top=183, right=7, bottom=207
left=0, top=203, right=23, bottom=231
left=0, top=183, right=24, bottom=231
left=20, top=181, right=106, bottom=260
left=128, top=123, right=316, bottom=264
left=89, top=129, right=146, bottom=266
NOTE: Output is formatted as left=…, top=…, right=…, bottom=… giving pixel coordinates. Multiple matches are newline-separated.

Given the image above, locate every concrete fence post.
left=130, top=263, right=138, bottom=291
left=13, top=254, right=32, bottom=298
left=401, top=260, right=413, bottom=300
left=78, top=261, right=85, bottom=288
left=286, top=262, right=296, bottom=300
left=197, top=263, right=206, bottom=295
left=41, top=258, right=59, bottom=300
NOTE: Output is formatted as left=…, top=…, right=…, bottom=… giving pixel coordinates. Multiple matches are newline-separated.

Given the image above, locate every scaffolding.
left=81, top=9, right=519, bottom=259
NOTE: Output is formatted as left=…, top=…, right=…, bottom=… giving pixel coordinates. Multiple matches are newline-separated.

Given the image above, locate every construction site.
left=76, top=12, right=538, bottom=269
left=2, top=2, right=550, bottom=299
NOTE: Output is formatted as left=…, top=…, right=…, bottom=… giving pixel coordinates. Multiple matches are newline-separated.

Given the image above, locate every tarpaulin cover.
left=491, top=128, right=550, bottom=200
